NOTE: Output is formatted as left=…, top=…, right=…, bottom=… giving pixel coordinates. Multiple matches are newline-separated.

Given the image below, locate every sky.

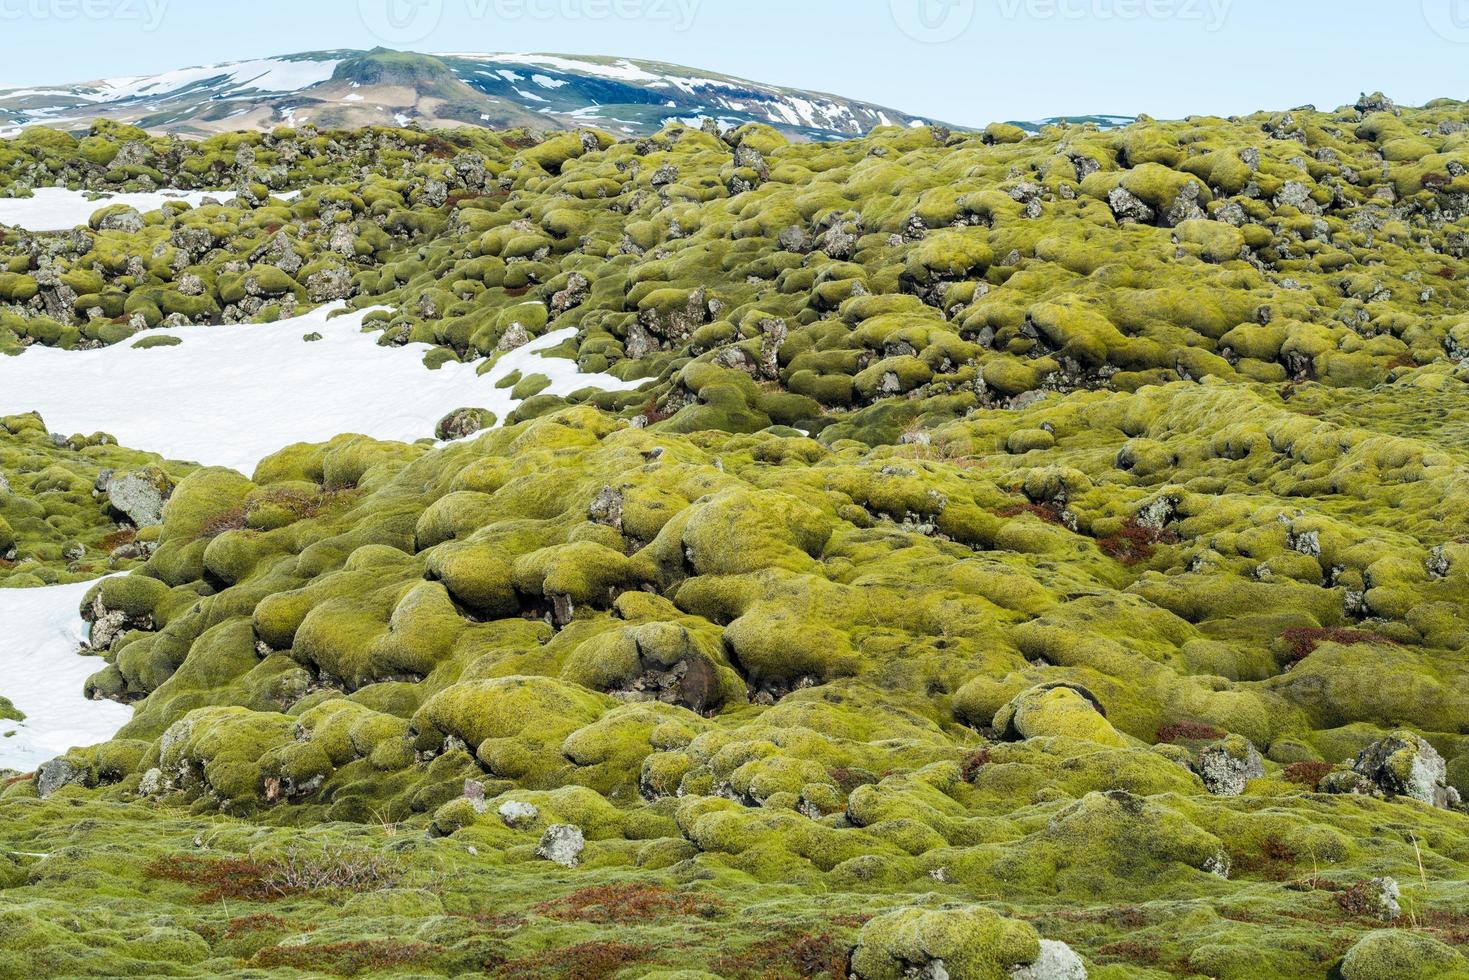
left=0, top=0, right=1465, bottom=125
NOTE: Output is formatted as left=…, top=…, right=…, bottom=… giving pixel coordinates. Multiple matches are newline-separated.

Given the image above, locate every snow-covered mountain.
left=1012, top=114, right=1137, bottom=133
left=0, top=48, right=955, bottom=141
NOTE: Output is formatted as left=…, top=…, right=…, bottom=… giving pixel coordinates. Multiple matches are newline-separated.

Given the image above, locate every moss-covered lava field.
left=3, top=91, right=1469, bottom=978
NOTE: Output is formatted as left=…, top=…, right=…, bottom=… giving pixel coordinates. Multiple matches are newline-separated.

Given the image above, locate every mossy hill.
left=2, top=93, right=1469, bottom=979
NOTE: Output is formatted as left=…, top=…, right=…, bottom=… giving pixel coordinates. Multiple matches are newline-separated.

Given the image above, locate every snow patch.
left=90, top=57, right=341, bottom=103
left=0, top=303, right=646, bottom=475
left=478, top=54, right=663, bottom=83
left=0, top=187, right=234, bottom=232
left=0, top=578, right=133, bottom=773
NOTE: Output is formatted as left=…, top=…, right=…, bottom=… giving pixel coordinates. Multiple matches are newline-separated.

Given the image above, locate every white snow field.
left=0, top=578, right=132, bottom=773
left=0, top=303, right=648, bottom=475
left=0, top=187, right=234, bottom=232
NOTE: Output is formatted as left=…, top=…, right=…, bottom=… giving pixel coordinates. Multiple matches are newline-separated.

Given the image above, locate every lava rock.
left=535, top=824, right=585, bottom=868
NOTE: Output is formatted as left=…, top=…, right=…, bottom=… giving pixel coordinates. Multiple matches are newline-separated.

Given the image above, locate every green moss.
left=850, top=906, right=1039, bottom=979
left=4, top=103, right=1469, bottom=977
left=1339, top=930, right=1469, bottom=980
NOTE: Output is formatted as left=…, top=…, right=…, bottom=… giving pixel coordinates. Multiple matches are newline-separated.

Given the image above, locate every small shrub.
left=1335, top=881, right=1380, bottom=917
left=1280, top=627, right=1395, bottom=666
left=827, top=767, right=877, bottom=793
left=1283, top=761, right=1336, bottom=787
left=497, top=940, right=647, bottom=979
left=145, top=855, right=281, bottom=902
left=145, top=847, right=401, bottom=903
left=960, top=749, right=993, bottom=782
left=1233, top=834, right=1300, bottom=880
left=533, top=884, right=719, bottom=924
left=222, top=913, right=289, bottom=939
left=1156, top=721, right=1226, bottom=743
left=997, top=502, right=1066, bottom=526
left=639, top=396, right=674, bottom=424
left=200, top=508, right=248, bottom=538
left=99, top=528, right=136, bottom=551
left=1401, top=910, right=1469, bottom=945
left=265, top=847, right=403, bottom=894
left=1098, top=940, right=1161, bottom=964
left=711, top=932, right=850, bottom=979
left=1097, top=517, right=1177, bottom=565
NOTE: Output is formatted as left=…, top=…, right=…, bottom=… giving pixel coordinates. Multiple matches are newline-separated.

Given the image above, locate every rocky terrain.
left=1, top=89, right=1468, bottom=979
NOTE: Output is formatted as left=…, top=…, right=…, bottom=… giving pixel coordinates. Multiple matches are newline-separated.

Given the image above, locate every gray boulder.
left=1353, top=731, right=1462, bottom=809
left=499, top=800, right=539, bottom=829
left=36, top=757, right=86, bottom=797
left=306, top=266, right=354, bottom=303
left=1107, top=187, right=1155, bottom=224
left=1196, top=736, right=1267, bottom=797
left=434, top=408, right=495, bottom=442
left=96, top=206, right=145, bottom=233
left=105, top=468, right=173, bottom=528
left=1011, top=940, right=1088, bottom=980
left=535, top=824, right=585, bottom=868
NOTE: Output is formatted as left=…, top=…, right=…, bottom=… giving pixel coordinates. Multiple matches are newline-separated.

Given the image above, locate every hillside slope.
left=0, top=48, right=947, bottom=141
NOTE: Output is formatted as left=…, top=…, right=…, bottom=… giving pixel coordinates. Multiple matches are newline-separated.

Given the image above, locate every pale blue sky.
left=2, top=0, right=1464, bottom=124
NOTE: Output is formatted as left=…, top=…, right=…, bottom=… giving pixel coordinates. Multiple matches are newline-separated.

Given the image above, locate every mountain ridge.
left=0, top=47, right=1135, bottom=141
left=0, top=48, right=949, bottom=141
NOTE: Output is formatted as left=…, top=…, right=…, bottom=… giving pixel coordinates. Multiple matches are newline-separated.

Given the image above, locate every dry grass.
left=1156, top=721, right=1226, bottom=744
left=145, top=846, right=402, bottom=903
left=1279, top=627, right=1396, bottom=666
left=1097, top=517, right=1177, bottom=566
left=1283, top=761, right=1337, bottom=786
left=533, top=883, right=720, bottom=924
left=960, top=748, right=993, bottom=782
left=710, top=932, right=850, bottom=979
left=496, top=940, right=648, bottom=979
